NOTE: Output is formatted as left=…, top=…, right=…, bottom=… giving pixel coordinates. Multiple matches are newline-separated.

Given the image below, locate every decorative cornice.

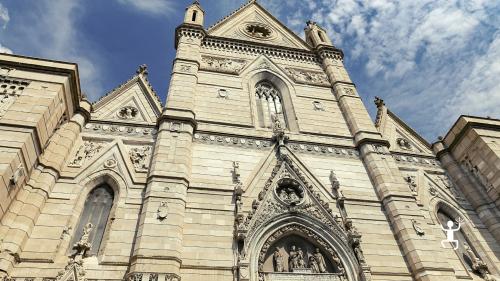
left=202, top=36, right=320, bottom=64
left=193, top=132, right=360, bottom=159
left=175, top=24, right=206, bottom=48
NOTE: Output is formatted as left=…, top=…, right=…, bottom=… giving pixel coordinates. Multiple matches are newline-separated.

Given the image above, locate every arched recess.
left=245, top=69, right=299, bottom=132
left=432, top=200, right=499, bottom=277
left=245, top=214, right=360, bottom=281
left=64, top=170, right=126, bottom=258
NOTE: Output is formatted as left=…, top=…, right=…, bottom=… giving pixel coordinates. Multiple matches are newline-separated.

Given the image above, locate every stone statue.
left=272, top=249, right=285, bottom=272
left=288, top=189, right=300, bottom=205
left=288, top=245, right=300, bottom=271
left=309, top=256, right=320, bottom=273
left=313, top=248, right=327, bottom=273
left=463, top=243, right=498, bottom=280
left=73, top=223, right=93, bottom=256
left=297, top=247, right=306, bottom=268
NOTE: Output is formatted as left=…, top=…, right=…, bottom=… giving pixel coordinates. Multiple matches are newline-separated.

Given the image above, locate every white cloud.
left=258, top=0, right=500, bottom=139
left=0, top=43, right=13, bottom=54
left=3, top=0, right=104, bottom=100
left=116, top=0, right=175, bottom=17
left=0, top=2, right=9, bottom=29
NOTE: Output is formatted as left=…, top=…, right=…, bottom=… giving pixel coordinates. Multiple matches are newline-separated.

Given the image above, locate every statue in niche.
left=297, top=247, right=306, bottom=268
left=272, top=249, right=285, bottom=272
left=276, top=180, right=304, bottom=206
left=314, top=248, right=327, bottom=273
left=288, top=245, right=300, bottom=271
left=309, top=256, right=320, bottom=273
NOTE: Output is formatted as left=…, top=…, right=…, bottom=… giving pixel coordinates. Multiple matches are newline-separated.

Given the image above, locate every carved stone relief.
left=200, top=55, right=247, bottom=74
left=396, top=137, right=413, bottom=151
left=342, top=87, right=355, bottom=96
left=403, top=175, right=418, bottom=196
left=68, top=141, right=105, bottom=167
left=129, top=145, right=152, bottom=172
left=157, top=201, right=168, bottom=221
left=286, top=68, right=330, bottom=86
left=117, top=106, right=139, bottom=120
left=411, top=219, right=425, bottom=236
left=259, top=225, right=346, bottom=279
left=218, top=88, right=229, bottom=99
left=464, top=243, right=499, bottom=281
left=313, top=101, right=325, bottom=111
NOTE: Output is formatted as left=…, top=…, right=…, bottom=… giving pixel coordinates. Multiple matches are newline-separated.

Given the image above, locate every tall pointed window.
left=255, top=82, right=287, bottom=129
left=437, top=210, right=474, bottom=271
left=70, top=184, right=114, bottom=256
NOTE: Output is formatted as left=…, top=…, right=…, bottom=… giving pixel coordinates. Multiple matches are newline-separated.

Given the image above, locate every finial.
left=136, top=64, right=148, bottom=76
left=193, top=0, right=200, bottom=4
left=374, top=96, right=385, bottom=108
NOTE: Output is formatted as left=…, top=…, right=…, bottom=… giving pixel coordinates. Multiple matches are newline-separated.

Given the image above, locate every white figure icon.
left=441, top=217, right=464, bottom=250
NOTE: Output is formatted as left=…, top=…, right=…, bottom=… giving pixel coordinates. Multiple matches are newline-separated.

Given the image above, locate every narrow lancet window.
left=192, top=10, right=197, bottom=22
left=255, top=82, right=287, bottom=129
left=70, top=184, right=114, bottom=256
left=437, top=210, right=474, bottom=271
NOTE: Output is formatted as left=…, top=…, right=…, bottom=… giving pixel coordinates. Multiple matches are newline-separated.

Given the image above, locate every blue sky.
left=0, top=0, right=499, bottom=141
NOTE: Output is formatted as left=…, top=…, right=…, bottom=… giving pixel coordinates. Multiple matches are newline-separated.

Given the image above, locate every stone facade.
left=0, top=1, right=498, bottom=281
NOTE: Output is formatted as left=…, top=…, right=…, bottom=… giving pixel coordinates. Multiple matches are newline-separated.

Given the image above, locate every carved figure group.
left=278, top=188, right=302, bottom=205
left=129, top=146, right=151, bottom=171
left=272, top=245, right=329, bottom=274
left=286, top=68, right=329, bottom=86
left=201, top=56, right=246, bottom=74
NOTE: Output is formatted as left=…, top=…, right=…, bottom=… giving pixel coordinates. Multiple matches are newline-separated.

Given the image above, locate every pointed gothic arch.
left=235, top=154, right=368, bottom=281
left=244, top=61, right=299, bottom=132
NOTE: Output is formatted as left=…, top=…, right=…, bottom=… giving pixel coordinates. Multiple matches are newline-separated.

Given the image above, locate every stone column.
left=0, top=106, right=89, bottom=277
left=433, top=141, right=500, bottom=242
left=127, top=23, right=203, bottom=279
left=317, top=46, right=456, bottom=281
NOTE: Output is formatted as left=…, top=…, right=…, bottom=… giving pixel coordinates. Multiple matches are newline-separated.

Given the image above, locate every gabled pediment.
left=208, top=1, right=311, bottom=51
left=375, top=102, right=433, bottom=155
left=238, top=146, right=346, bottom=243
left=92, top=68, right=162, bottom=125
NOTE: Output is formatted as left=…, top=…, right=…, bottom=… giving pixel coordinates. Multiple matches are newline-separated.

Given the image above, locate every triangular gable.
left=92, top=68, right=162, bottom=124
left=208, top=1, right=311, bottom=51
left=239, top=146, right=345, bottom=242
left=375, top=102, right=433, bottom=155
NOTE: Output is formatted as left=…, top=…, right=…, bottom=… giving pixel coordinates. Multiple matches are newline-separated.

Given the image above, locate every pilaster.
left=317, top=48, right=456, bottom=280
left=433, top=141, right=500, bottom=242
left=0, top=110, right=87, bottom=277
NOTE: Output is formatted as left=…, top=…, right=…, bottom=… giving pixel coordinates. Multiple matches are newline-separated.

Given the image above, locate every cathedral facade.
left=0, top=1, right=499, bottom=281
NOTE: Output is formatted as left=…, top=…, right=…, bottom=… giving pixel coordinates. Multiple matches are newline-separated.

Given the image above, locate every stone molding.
left=84, top=122, right=157, bottom=137
left=193, top=132, right=360, bottom=159
left=392, top=153, right=441, bottom=167
left=202, top=37, right=319, bottom=64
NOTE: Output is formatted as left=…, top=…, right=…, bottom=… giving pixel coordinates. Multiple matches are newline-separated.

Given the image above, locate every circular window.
left=244, top=23, right=273, bottom=39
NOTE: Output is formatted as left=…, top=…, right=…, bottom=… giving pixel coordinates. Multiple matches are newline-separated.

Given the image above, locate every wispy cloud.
left=2, top=0, right=104, bottom=100
left=0, top=2, right=12, bottom=54
left=259, top=0, right=500, bottom=140
left=0, top=2, right=9, bottom=29
left=116, top=0, right=176, bottom=17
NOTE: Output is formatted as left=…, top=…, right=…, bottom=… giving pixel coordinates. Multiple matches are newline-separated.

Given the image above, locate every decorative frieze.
left=84, top=123, right=157, bottom=137
left=128, top=273, right=180, bottom=281
left=286, top=67, right=330, bottom=87
left=193, top=132, right=359, bottom=159
left=202, top=37, right=320, bottom=64
left=194, top=133, right=272, bottom=149
left=200, top=55, right=247, bottom=74
left=290, top=143, right=359, bottom=159
left=393, top=154, right=440, bottom=167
